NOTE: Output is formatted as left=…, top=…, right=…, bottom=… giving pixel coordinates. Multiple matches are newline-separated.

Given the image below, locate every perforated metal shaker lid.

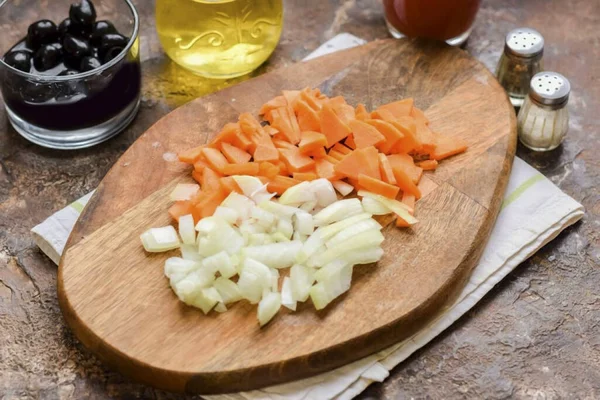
left=505, top=28, right=544, bottom=58
left=529, top=72, right=570, bottom=107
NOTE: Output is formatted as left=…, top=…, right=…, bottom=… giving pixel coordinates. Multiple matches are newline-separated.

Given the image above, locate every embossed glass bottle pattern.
left=156, top=0, right=283, bottom=79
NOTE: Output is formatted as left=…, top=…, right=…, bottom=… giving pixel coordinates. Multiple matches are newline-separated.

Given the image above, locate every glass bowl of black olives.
left=0, top=0, right=140, bottom=149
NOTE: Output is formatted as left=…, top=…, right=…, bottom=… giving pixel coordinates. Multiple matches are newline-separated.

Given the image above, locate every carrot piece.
left=410, top=106, right=429, bottom=125
left=389, top=166, right=421, bottom=199
left=376, top=98, right=414, bottom=118
left=193, top=187, right=227, bottom=220
left=416, top=159, right=438, bottom=170
left=328, top=149, right=346, bottom=161
left=334, top=146, right=381, bottom=180
left=239, top=112, right=278, bottom=161
left=319, top=103, right=352, bottom=146
left=378, top=153, right=397, bottom=185
left=355, top=103, right=370, bottom=120
left=191, top=170, right=203, bottom=185
left=331, top=142, right=352, bottom=155
left=264, top=125, right=279, bottom=136
left=298, top=131, right=327, bottom=155
left=315, top=158, right=342, bottom=181
left=365, top=119, right=404, bottom=154
left=220, top=176, right=242, bottom=194
left=348, top=119, right=386, bottom=149
left=211, top=122, right=241, bottom=146
left=430, top=134, right=468, bottom=161
left=328, top=96, right=347, bottom=107
left=300, top=88, right=323, bottom=111
left=296, top=99, right=321, bottom=132
left=202, top=147, right=229, bottom=173
left=275, top=160, right=289, bottom=176
left=259, top=95, right=287, bottom=115
left=168, top=201, right=194, bottom=222
left=358, top=174, right=400, bottom=199
left=259, top=162, right=280, bottom=179
left=395, top=216, right=411, bottom=228
left=332, top=103, right=355, bottom=124
left=307, top=146, right=327, bottom=159
left=324, top=155, right=340, bottom=165
left=414, top=120, right=437, bottom=154
left=222, top=162, right=260, bottom=176
left=267, top=176, right=301, bottom=195
left=272, top=138, right=297, bottom=150
left=193, top=158, right=210, bottom=173
left=231, top=130, right=253, bottom=151
left=345, top=134, right=356, bottom=149
left=279, top=147, right=315, bottom=173
left=270, top=106, right=301, bottom=144
left=282, top=90, right=300, bottom=108
left=396, top=192, right=417, bottom=227
left=388, top=153, right=423, bottom=184
left=202, top=167, right=222, bottom=192
left=178, top=145, right=204, bottom=164
left=370, top=108, right=396, bottom=121
left=293, top=171, right=318, bottom=181
left=390, top=117, right=421, bottom=154
left=220, top=142, right=252, bottom=164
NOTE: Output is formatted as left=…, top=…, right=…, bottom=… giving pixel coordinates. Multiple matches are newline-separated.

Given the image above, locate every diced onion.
left=251, top=207, right=277, bottom=229
left=213, top=206, right=239, bottom=224
left=290, top=264, right=315, bottom=302
left=281, top=277, right=296, bottom=311
left=221, top=192, right=255, bottom=220
left=271, top=232, right=291, bottom=242
left=325, top=218, right=382, bottom=249
left=141, top=226, right=180, bottom=252
left=238, top=258, right=272, bottom=303
left=242, top=241, right=302, bottom=269
left=314, top=229, right=384, bottom=267
left=232, top=176, right=264, bottom=199
left=164, top=257, right=199, bottom=284
left=318, top=213, right=372, bottom=241
left=214, top=302, right=227, bottom=313
left=309, top=179, right=337, bottom=207
left=169, top=183, right=200, bottom=201
left=293, top=211, right=314, bottom=236
left=358, top=190, right=417, bottom=225
left=296, top=228, right=324, bottom=263
left=257, top=291, right=281, bottom=326
left=313, top=198, right=363, bottom=226
left=277, top=218, right=294, bottom=240
left=340, top=247, right=384, bottom=265
left=361, top=196, right=392, bottom=215
left=279, top=181, right=316, bottom=205
left=179, top=244, right=204, bottom=262
left=178, top=214, right=196, bottom=245
left=259, top=200, right=298, bottom=219
left=189, top=287, right=222, bottom=314
left=213, top=277, right=243, bottom=304
left=299, top=200, right=317, bottom=213
left=332, top=180, right=354, bottom=197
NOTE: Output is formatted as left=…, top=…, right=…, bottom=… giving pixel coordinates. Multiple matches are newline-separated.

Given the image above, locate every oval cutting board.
left=58, top=38, right=516, bottom=394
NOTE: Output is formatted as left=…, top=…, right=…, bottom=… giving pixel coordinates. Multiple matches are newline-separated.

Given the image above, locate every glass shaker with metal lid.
left=496, top=28, right=544, bottom=107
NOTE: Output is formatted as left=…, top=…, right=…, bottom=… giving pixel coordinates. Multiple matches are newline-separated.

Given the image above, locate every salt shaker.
left=496, top=28, right=544, bottom=107
left=517, top=72, right=570, bottom=151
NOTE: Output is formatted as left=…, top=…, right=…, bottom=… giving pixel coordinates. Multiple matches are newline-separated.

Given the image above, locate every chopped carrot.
left=275, top=160, right=289, bottom=176
left=272, top=139, right=296, bottom=150
left=389, top=165, right=421, bottom=199
left=191, top=170, right=203, bottom=185
left=315, top=158, right=341, bottom=181
left=319, top=103, right=352, bottom=146
left=387, top=153, right=423, bottom=184
left=334, top=146, right=381, bottom=180
left=279, top=147, right=315, bottom=173
left=390, top=118, right=421, bottom=154
left=293, top=171, right=318, bottom=181
left=395, top=216, right=411, bottom=228
left=267, top=176, right=301, bottom=195
left=220, top=176, right=242, bottom=194
left=282, top=90, right=300, bottom=108
left=324, top=155, right=340, bottom=165
left=264, top=125, right=279, bottom=136
left=307, top=146, right=327, bottom=159
left=270, top=106, right=301, bottom=144
left=410, top=106, right=429, bottom=125
left=345, top=134, right=356, bottom=149
left=358, top=174, right=400, bottom=199
left=202, top=147, right=229, bottom=174
left=193, top=187, right=227, bottom=220
left=299, top=88, right=323, bottom=111
left=376, top=98, right=413, bottom=118
left=331, top=142, right=352, bottom=155
left=348, top=119, right=386, bottom=149
left=178, top=145, right=204, bottom=164
left=298, top=131, right=327, bottom=155
left=430, top=134, right=468, bottom=161
left=193, top=158, right=209, bottom=173
left=355, top=104, right=370, bottom=120
left=259, top=96, right=287, bottom=115
left=370, top=108, right=396, bottom=121
left=328, top=96, right=347, bottom=107
left=364, top=119, right=404, bottom=154
left=221, top=142, right=252, bottom=164
left=211, top=122, right=241, bottom=146
left=378, top=153, right=397, bottom=185
left=328, top=150, right=346, bottom=161
left=414, top=120, right=437, bottom=154
left=168, top=201, right=194, bottom=222
left=416, top=159, right=438, bottom=170
left=402, top=192, right=416, bottom=210
left=231, top=130, right=253, bottom=151
left=296, top=99, right=321, bottom=132
left=202, top=167, right=222, bottom=192
left=239, top=112, right=278, bottom=161
left=222, top=162, right=260, bottom=176
left=258, top=162, right=280, bottom=179
left=254, top=142, right=280, bottom=163
left=332, top=103, right=355, bottom=124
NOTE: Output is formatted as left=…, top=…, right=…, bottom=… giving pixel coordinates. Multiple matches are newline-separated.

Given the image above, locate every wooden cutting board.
left=58, top=38, right=516, bottom=394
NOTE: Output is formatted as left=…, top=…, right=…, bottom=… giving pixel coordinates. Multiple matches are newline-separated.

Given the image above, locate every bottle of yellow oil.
left=156, top=0, right=283, bottom=79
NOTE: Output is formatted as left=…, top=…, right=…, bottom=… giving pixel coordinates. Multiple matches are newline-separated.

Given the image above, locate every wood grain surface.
left=57, top=38, right=516, bottom=394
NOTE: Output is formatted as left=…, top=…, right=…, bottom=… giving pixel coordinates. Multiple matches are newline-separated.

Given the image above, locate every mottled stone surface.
left=0, top=0, right=598, bottom=399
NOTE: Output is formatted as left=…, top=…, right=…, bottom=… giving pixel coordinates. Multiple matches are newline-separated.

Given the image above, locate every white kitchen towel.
left=31, top=34, right=584, bottom=400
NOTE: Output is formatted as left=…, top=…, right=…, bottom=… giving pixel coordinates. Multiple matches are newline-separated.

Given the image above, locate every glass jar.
left=0, top=0, right=141, bottom=150
left=156, top=0, right=283, bottom=79
left=383, top=0, right=481, bottom=46
left=518, top=72, right=570, bottom=152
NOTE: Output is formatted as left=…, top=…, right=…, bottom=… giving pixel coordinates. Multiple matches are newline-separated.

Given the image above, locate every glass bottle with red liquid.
left=383, top=0, right=481, bottom=46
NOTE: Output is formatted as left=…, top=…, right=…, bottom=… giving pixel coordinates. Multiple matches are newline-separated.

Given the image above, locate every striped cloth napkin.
left=31, top=34, right=584, bottom=399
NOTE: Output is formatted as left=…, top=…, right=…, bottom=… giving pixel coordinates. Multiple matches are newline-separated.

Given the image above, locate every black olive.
left=59, top=17, right=93, bottom=39
left=99, top=33, right=128, bottom=61
left=3, top=51, right=32, bottom=73
left=80, top=56, right=102, bottom=72
left=102, top=46, right=123, bottom=63
left=33, top=43, right=63, bottom=71
left=69, top=0, right=96, bottom=27
left=26, top=20, right=59, bottom=49
left=58, top=68, right=79, bottom=76
left=90, top=21, right=117, bottom=46
left=63, top=34, right=92, bottom=58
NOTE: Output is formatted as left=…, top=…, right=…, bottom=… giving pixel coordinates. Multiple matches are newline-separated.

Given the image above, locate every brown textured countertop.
left=1, top=1, right=598, bottom=398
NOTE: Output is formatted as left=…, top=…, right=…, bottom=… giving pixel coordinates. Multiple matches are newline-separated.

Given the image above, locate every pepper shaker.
left=496, top=28, right=544, bottom=107
left=518, top=71, right=570, bottom=152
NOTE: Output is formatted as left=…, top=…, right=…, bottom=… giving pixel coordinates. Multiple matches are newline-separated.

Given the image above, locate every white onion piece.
left=358, top=190, right=417, bottom=225
left=238, top=258, right=272, bottom=303
left=314, top=260, right=349, bottom=283
left=221, top=192, right=255, bottom=220
left=318, top=213, right=372, bottom=241
left=257, top=291, right=281, bottom=326
left=169, top=183, right=200, bottom=201
left=164, top=257, right=200, bottom=284
left=214, top=302, right=227, bottom=313
left=248, top=233, right=269, bottom=246
left=195, top=216, right=224, bottom=233
left=279, top=181, right=316, bottom=205
left=213, top=206, right=239, bottom=224
left=190, top=287, right=222, bottom=314
left=277, top=218, right=294, bottom=240
left=332, top=180, right=354, bottom=197
left=251, top=184, right=276, bottom=204
left=296, top=228, right=324, bottom=263
left=290, top=264, right=315, bottom=302
left=270, top=268, right=280, bottom=292
left=242, top=241, right=302, bottom=269
left=293, top=211, right=314, bottom=236
left=314, top=229, right=385, bottom=267
left=202, top=251, right=234, bottom=278
left=213, top=277, right=243, bottom=304
left=281, top=277, right=296, bottom=311
left=239, top=220, right=266, bottom=235
left=292, top=231, right=308, bottom=242
left=271, top=232, right=290, bottom=242
left=309, top=179, right=337, bottom=207
left=341, top=247, right=384, bottom=265
left=141, top=226, right=180, bottom=252
left=172, top=268, right=215, bottom=302
left=305, top=247, right=325, bottom=268
left=299, top=200, right=317, bottom=213
left=313, top=198, right=363, bottom=226
left=361, top=196, right=392, bottom=216
left=251, top=207, right=277, bottom=229
left=179, top=244, right=204, bottom=262
left=232, top=176, right=264, bottom=199
left=259, top=200, right=298, bottom=219
left=326, top=218, right=382, bottom=249
left=198, top=221, right=244, bottom=257
left=178, top=214, right=196, bottom=245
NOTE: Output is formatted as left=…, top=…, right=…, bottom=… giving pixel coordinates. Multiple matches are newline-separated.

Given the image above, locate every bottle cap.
left=529, top=71, right=570, bottom=107
left=505, top=28, right=544, bottom=59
